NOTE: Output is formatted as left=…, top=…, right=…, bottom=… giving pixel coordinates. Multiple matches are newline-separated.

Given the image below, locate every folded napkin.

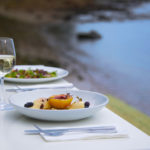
left=38, top=126, right=128, bottom=142
left=17, top=83, right=74, bottom=90
left=7, top=82, right=74, bottom=91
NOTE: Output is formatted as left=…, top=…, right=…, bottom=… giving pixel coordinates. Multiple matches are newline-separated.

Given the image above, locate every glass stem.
left=0, top=77, right=6, bottom=103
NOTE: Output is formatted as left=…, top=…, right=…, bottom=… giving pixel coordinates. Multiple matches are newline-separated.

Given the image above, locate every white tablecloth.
left=0, top=79, right=150, bottom=150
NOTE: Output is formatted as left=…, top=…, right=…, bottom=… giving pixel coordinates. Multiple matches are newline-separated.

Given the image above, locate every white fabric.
left=17, top=82, right=73, bottom=89
left=7, top=82, right=73, bottom=90
left=2, top=79, right=150, bottom=149
left=39, top=126, right=128, bottom=142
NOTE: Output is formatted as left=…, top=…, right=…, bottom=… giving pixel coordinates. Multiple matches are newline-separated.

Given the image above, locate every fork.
left=7, top=85, right=74, bottom=92
left=0, top=103, right=14, bottom=111
left=27, top=125, right=117, bottom=136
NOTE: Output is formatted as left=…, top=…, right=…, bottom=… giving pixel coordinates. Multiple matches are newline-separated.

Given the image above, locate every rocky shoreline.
left=0, top=0, right=150, bottom=23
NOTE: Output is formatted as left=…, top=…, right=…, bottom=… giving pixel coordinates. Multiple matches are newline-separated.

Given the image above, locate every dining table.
left=0, top=79, right=150, bottom=150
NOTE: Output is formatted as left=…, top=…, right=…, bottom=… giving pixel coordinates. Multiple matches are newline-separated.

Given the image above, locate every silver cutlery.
left=6, top=85, right=74, bottom=92
left=0, top=104, right=14, bottom=111
left=25, top=125, right=117, bottom=136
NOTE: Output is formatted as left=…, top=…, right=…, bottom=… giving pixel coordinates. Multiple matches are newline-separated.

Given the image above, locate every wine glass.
left=0, top=37, right=16, bottom=110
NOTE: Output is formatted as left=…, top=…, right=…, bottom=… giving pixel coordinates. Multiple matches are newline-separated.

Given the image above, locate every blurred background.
left=0, top=0, right=150, bottom=116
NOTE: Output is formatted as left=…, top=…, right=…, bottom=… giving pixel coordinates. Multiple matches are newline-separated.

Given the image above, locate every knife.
left=6, top=84, right=74, bottom=92
left=25, top=126, right=117, bottom=135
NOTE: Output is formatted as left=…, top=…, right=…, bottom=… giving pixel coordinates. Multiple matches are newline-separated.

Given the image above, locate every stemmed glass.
left=0, top=37, right=16, bottom=110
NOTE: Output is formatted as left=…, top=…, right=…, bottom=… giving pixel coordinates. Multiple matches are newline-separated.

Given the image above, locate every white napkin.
left=17, top=83, right=74, bottom=90
left=39, top=126, right=128, bottom=142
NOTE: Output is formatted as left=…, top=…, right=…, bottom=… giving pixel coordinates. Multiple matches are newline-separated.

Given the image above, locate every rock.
left=77, top=30, right=101, bottom=40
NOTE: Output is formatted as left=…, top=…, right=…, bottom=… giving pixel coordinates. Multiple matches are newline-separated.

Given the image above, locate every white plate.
left=9, top=89, right=109, bottom=121
left=4, top=65, right=69, bottom=83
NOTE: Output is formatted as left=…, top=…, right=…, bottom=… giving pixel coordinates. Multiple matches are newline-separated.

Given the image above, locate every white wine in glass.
left=0, top=37, right=16, bottom=110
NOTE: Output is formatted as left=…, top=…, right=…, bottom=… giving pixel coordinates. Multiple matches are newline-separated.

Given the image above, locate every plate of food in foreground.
left=4, top=65, right=68, bottom=83
left=9, top=89, right=109, bottom=121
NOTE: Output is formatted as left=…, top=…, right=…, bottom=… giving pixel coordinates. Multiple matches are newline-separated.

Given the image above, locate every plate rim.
left=4, top=65, right=69, bottom=82
left=9, top=89, right=109, bottom=112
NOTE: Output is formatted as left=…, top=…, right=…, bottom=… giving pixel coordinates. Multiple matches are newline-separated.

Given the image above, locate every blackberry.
left=24, top=102, right=33, bottom=108
left=84, top=101, right=90, bottom=108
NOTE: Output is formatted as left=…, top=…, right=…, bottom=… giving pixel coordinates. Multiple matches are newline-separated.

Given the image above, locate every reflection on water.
left=75, top=19, right=150, bottom=116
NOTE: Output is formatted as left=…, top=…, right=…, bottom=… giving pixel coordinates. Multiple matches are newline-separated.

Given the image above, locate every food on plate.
left=24, top=98, right=51, bottom=109
left=49, top=93, right=73, bottom=109
left=67, top=101, right=84, bottom=109
left=67, top=96, right=84, bottom=109
left=32, top=98, right=51, bottom=109
left=24, top=93, right=90, bottom=110
left=24, top=102, right=34, bottom=108
left=5, top=69, right=57, bottom=78
left=84, top=101, right=90, bottom=108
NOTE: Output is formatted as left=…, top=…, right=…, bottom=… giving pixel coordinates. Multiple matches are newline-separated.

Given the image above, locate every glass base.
left=0, top=102, right=14, bottom=111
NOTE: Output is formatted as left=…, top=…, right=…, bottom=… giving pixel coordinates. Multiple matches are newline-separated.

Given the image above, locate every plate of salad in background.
left=4, top=65, right=69, bottom=83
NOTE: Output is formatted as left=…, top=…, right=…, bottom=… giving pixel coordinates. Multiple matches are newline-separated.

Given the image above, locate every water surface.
left=75, top=19, right=150, bottom=116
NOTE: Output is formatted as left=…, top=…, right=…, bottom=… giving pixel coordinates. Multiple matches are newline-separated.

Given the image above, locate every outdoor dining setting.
left=0, top=0, right=150, bottom=150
